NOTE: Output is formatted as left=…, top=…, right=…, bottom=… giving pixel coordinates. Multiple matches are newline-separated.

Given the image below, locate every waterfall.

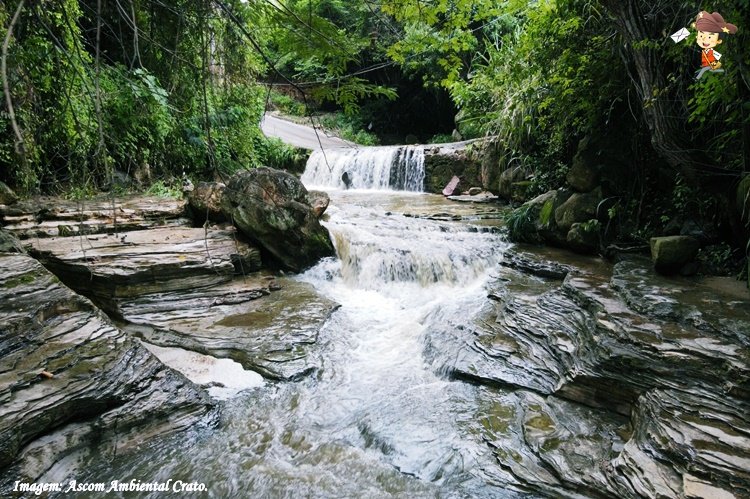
left=301, top=146, right=425, bottom=191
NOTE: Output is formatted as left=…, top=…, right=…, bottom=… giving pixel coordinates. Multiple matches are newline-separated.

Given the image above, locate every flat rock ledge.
left=25, top=225, right=336, bottom=381
left=0, top=195, right=189, bottom=239
left=26, top=226, right=259, bottom=315
left=0, top=253, right=212, bottom=488
left=122, top=277, right=339, bottom=381
left=425, top=252, right=750, bottom=498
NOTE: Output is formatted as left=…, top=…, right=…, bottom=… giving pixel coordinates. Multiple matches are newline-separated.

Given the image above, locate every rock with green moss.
left=0, top=253, right=211, bottom=480
left=498, top=165, right=530, bottom=202
left=649, top=235, right=699, bottom=274
left=222, top=168, right=334, bottom=272
left=507, top=190, right=571, bottom=245
left=554, top=187, right=602, bottom=232
left=0, top=229, right=24, bottom=254
left=566, top=157, right=600, bottom=193
left=0, top=181, right=17, bottom=206
left=423, top=144, right=482, bottom=194
left=188, top=181, right=226, bottom=222
left=566, top=221, right=599, bottom=254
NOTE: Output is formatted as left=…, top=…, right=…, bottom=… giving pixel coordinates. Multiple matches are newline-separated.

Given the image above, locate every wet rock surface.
left=26, top=226, right=256, bottom=315
left=0, top=253, right=212, bottom=487
left=0, top=195, right=189, bottom=239
left=222, top=168, right=335, bottom=272
left=426, top=247, right=750, bottom=497
left=22, top=222, right=333, bottom=381
left=0, top=192, right=341, bottom=486
left=122, top=277, right=339, bottom=381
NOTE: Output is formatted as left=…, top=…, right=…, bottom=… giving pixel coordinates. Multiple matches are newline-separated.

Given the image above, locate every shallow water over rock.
left=19, top=190, right=748, bottom=498
left=52, top=191, right=523, bottom=498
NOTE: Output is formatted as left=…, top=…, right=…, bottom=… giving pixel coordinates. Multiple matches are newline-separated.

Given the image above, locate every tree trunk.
left=600, top=0, right=709, bottom=183
left=601, top=0, right=747, bottom=246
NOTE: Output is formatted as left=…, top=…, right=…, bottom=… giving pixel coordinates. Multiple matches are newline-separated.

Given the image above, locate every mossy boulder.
left=188, top=181, right=226, bottom=222
left=0, top=181, right=17, bottom=206
left=554, top=187, right=602, bottom=232
left=566, top=158, right=600, bottom=193
left=498, top=165, right=531, bottom=202
left=222, top=168, right=334, bottom=272
left=567, top=221, right=599, bottom=254
left=649, top=236, right=700, bottom=275
left=508, top=189, right=572, bottom=245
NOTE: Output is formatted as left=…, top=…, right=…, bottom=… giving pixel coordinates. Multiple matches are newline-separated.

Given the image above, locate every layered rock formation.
left=0, top=195, right=189, bottom=239
left=425, top=248, right=750, bottom=497
left=0, top=252, right=212, bottom=487
left=1, top=176, right=340, bottom=483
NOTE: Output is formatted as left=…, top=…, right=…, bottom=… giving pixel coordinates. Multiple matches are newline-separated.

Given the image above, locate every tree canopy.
left=2, top=0, right=749, bottom=267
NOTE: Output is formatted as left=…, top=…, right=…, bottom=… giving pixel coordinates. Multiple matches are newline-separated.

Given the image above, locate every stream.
left=20, top=145, right=748, bottom=498
left=67, top=189, right=529, bottom=498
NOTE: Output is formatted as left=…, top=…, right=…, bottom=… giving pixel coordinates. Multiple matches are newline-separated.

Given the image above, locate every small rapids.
left=61, top=191, right=522, bottom=498
left=302, top=146, right=425, bottom=191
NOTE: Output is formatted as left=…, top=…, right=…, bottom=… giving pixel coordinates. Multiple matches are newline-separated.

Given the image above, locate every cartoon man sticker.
left=694, top=11, right=737, bottom=79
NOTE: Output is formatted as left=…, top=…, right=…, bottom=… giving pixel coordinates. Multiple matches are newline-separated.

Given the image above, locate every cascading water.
left=64, top=191, right=518, bottom=498
left=301, top=146, right=425, bottom=191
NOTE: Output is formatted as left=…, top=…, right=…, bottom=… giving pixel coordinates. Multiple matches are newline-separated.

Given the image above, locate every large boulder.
left=566, top=157, right=600, bottom=193
left=566, top=221, right=599, bottom=254
left=507, top=189, right=571, bottom=245
left=222, top=168, right=335, bottom=272
left=649, top=236, right=700, bottom=274
left=0, top=181, right=17, bottom=205
left=307, top=190, right=330, bottom=219
left=498, top=165, right=530, bottom=202
left=554, top=187, right=602, bottom=232
left=188, top=181, right=226, bottom=222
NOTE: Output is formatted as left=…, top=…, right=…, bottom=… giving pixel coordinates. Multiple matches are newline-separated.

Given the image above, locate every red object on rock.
left=442, top=176, right=461, bottom=196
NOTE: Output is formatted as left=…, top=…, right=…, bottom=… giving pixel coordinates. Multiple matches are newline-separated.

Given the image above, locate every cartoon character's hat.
left=695, top=11, right=737, bottom=35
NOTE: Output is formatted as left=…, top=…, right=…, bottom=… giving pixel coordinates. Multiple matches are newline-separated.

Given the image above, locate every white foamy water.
left=293, top=192, right=509, bottom=485
left=63, top=191, right=519, bottom=499
left=301, top=146, right=425, bottom=191
left=141, top=342, right=264, bottom=400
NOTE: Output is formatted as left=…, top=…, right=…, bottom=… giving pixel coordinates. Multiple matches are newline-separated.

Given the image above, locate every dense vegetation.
left=1, top=0, right=749, bottom=274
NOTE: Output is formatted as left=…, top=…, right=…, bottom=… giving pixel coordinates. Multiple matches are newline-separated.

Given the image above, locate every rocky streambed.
left=1, top=183, right=749, bottom=498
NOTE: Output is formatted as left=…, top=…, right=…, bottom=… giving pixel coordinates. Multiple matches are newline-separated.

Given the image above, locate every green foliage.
left=429, top=133, right=454, bottom=144
left=146, top=179, right=182, bottom=199
left=506, top=203, right=540, bottom=243
left=382, top=0, right=502, bottom=88
left=270, top=91, right=307, bottom=116
left=99, top=66, right=175, bottom=174
left=538, top=199, right=555, bottom=227
left=319, top=112, right=380, bottom=145
left=697, top=243, right=742, bottom=277
left=256, top=136, right=303, bottom=171
left=311, top=77, right=397, bottom=115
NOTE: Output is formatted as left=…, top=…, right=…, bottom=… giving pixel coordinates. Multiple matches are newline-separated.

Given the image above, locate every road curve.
left=261, top=114, right=356, bottom=150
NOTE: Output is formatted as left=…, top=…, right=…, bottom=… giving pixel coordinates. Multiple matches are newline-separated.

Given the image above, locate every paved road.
left=261, top=114, right=356, bottom=150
